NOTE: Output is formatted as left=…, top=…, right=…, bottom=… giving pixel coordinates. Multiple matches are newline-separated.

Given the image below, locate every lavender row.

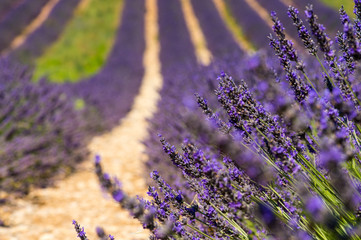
left=225, top=0, right=272, bottom=49
left=10, top=0, right=81, bottom=63
left=68, top=0, right=146, bottom=131
left=157, top=0, right=197, bottom=73
left=0, top=59, right=88, bottom=195
left=0, top=0, right=23, bottom=22
left=0, top=0, right=50, bottom=52
left=143, top=0, right=202, bottom=190
left=190, top=0, right=244, bottom=59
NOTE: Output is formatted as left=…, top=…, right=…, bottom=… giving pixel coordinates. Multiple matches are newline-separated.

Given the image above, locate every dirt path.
left=181, top=0, right=212, bottom=66
left=0, top=0, right=162, bottom=239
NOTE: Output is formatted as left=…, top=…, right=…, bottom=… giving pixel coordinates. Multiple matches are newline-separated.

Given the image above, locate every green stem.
left=303, top=72, right=320, bottom=97
left=186, top=224, right=216, bottom=240
left=315, top=54, right=335, bottom=87
left=210, top=203, right=249, bottom=239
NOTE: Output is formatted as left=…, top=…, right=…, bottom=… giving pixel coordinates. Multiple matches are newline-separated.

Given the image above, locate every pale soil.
left=0, top=0, right=162, bottom=239
left=181, top=0, right=212, bottom=66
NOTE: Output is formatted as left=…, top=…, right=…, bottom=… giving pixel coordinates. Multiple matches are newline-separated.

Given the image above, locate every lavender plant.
left=157, top=0, right=197, bottom=72
left=88, top=1, right=361, bottom=239
left=0, top=59, right=88, bottom=194
left=0, top=0, right=23, bottom=21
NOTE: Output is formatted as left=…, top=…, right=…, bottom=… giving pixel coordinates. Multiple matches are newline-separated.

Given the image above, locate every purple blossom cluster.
left=92, top=1, right=361, bottom=239
left=0, top=59, right=88, bottom=194
left=157, top=0, right=197, bottom=72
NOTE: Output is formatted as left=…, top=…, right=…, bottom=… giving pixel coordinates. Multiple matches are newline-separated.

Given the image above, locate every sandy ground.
left=181, top=0, right=212, bottom=66
left=0, top=0, right=161, bottom=239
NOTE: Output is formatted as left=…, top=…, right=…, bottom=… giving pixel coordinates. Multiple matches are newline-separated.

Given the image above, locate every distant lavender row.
left=143, top=0, right=200, bottom=190
left=0, top=0, right=23, bottom=22
left=0, top=0, right=50, bottom=52
left=0, top=59, right=88, bottom=195
left=68, top=0, right=145, bottom=131
left=157, top=0, right=197, bottom=72
left=225, top=0, right=272, bottom=49
left=190, top=0, right=244, bottom=58
left=10, top=0, right=81, bottom=63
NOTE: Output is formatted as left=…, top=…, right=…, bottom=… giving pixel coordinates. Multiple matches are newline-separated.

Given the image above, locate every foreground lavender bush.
left=90, top=1, right=361, bottom=239
left=0, top=59, right=88, bottom=194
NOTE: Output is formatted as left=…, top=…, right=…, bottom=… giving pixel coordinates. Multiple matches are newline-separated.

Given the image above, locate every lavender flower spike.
left=354, top=1, right=361, bottom=40
left=354, top=0, right=361, bottom=19
left=271, top=11, right=304, bottom=71
left=288, top=6, right=317, bottom=56
left=72, top=220, right=89, bottom=240
left=305, top=4, right=335, bottom=62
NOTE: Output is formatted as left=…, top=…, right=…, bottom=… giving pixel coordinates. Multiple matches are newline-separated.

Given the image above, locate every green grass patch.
left=33, top=0, right=123, bottom=83
left=319, top=0, right=354, bottom=16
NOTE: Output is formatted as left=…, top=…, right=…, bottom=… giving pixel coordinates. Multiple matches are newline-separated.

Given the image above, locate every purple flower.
left=72, top=220, right=88, bottom=240
left=112, top=189, right=124, bottom=202
left=319, top=146, right=345, bottom=166
left=306, top=196, right=324, bottom=216
left=95, top=154, right=101, bottom=164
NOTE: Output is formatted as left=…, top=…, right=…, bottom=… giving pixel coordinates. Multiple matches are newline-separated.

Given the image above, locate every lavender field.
left=1, top=0, right=361, bottom=239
